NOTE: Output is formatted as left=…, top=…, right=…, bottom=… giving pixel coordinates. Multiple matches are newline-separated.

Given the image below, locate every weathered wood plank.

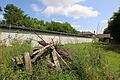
left=51, top=47, right=61, bottom=70
left=56, top=51, right=70, bottom=69
left=24, top=52, right=32, bottom=71
left=13, top=55, right=23, bottom=64
left=31, top=44, right=53, bottom=63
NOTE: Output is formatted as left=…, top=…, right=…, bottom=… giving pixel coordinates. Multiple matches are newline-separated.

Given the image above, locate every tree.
left=4, top=4, right=25, bottom=25
left=45, top=21, right=78, bottom=33
left=103, top=28, right=110, bottom=34
left=3, top=4, right=78, bottom=34
left=106, top=8, right=120, bottom=42
left=0, top=6, right=2, bottom=11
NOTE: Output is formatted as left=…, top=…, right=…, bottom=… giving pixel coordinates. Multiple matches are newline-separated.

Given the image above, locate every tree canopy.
left=104, top=8, right=120, bottom=42
left=2, top=4, right=78, bottom=34
left=0, top=6, right=2, bottom=11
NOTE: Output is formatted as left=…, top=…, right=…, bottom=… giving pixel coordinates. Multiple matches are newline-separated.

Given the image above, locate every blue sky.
left=0, top=0, right=120, bottom=33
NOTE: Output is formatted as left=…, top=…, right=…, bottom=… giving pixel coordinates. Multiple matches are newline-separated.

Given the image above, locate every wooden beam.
left=51, top=47, right=61, bottom=70
left=56, top=52, right=70, bottom=69
left=31, top=44, right=53, bottom=63
left=31, top=44, right=53, bottom=56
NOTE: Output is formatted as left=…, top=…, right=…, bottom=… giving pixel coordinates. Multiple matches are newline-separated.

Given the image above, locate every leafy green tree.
left=3, top=4, right=78, bottom=34
left=103, top=28, right=110, bottom=34
left=45, top=21, right=78, bottom=33
left=106, top=8, right=120, bottom=42
left=4, top=4, right=25, bottom=25
left=0, top=6, right=4, bottom=24
left=0, top=6, right=2, bottom=11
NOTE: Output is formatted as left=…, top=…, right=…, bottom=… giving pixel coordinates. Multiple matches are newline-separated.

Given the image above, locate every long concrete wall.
left=0, top=28, right=94, bottom=47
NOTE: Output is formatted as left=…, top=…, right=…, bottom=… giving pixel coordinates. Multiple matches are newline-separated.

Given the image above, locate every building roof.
left=96, top=34, right=113, bottom=39
left=79, top=31, right=95, bottom=35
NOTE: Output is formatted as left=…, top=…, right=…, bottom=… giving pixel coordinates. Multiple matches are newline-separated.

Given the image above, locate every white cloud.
left=54, top=20, right=63, bottom=23
left=101, top=19, right=108, bottom=24
left=71, top=24, right=81, bottom=31
left=0, top=14, right=4, bottom=21
left=67, top=4, right=99, bottom=19
left=41, top=0, right=99, bottom=19
left=42, top=0, right=85, bottom=7
left=31, top=4, right=42, bottom=13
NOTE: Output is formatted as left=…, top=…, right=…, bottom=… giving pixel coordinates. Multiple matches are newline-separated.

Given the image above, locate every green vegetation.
left=0, top=41, right=120, bottom=80
left=0, top=6, right=2, bottom=11
left=104, top=8, right=120, bottom=43
left=67, top=43, right=120, bottom=72
left=1, top=4, right=77, bottom=34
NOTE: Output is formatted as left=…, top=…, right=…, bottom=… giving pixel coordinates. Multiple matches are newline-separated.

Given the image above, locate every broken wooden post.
left=23, top=52, right=32, bottom=72
left=51, top=46, right=61, bottom=70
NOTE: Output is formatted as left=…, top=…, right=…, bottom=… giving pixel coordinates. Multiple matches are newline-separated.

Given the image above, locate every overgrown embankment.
left=0, top=42, right=120, bottom=80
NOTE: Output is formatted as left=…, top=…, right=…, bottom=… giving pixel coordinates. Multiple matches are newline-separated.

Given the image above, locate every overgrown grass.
left=0, top=42, right=120, bottom=80
left=0, top=41, right=33, bottom=80
left=64, top=43, right=120, bottom=80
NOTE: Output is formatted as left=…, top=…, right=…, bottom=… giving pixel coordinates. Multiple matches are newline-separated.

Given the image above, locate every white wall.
left=0, top=29, right=94, bottom=47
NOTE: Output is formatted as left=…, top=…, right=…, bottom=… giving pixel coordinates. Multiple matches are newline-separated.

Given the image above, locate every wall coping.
left=0, top=24, right=93, bottom=38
